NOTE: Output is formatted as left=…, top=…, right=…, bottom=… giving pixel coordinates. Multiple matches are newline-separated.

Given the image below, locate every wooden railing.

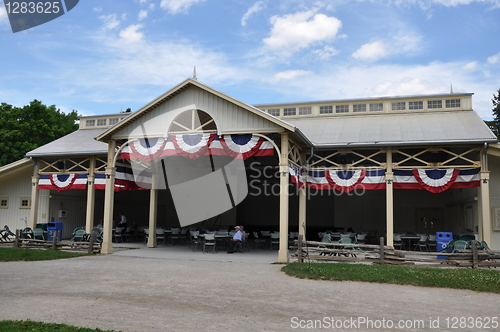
left=291, top=236, right=500, bottom=269
left=0, top=229, right=101, bottom=254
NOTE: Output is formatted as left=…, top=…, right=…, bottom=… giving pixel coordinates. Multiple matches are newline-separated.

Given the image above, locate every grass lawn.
left=0, top=247, right=87, bottom=262
left=282, top=262, right=500, bottom=293
left=0, top=320, right=119, bottom=332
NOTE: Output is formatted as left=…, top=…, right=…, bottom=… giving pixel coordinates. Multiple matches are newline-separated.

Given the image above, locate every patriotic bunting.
left=393, top=168, right=480, bottom=192
left=121, top=134, right=274, bottom=161
left=289, top=166, right=386, bottom=192
left=290, top=167, right=479, bottom=193
left=38, top=174, right=87, bottom=192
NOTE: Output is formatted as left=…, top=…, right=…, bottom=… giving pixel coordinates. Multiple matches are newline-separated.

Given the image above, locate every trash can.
left=47, top=222, right=63, bottom=241
left=436, top=232, right=452, bottom=260
left=35, top=223, right=47, bottom=231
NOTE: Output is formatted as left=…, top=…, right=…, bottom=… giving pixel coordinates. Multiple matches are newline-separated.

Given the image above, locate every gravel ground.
left=1, top=248, right=499, bottom=332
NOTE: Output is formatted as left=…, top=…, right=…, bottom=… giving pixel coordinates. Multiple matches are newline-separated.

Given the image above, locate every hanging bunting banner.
left=325, top=169, right=367, bottom=192
left=393, top=168, right=480, bottom=192
left=170, top=133, right=215, bottom=160
left=214, top=134, right=274, bottom=159
left=290, top=167, right=479, bottom=193
left=38, top=173, right=87, bottom=192
left=121, top=134, right=274, bottom=161
left=290, top=168, right=386, bottom=192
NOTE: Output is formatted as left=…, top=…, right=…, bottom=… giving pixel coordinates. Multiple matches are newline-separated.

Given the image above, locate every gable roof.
left=96, top=78, right=296, bottom=142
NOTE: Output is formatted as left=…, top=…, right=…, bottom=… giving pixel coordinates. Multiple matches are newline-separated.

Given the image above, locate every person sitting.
left=227, top=225, right=243, bottom=253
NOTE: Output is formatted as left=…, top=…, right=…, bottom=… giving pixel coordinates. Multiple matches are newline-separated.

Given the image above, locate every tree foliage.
left=485, top=89, right=500, bottom=138
left=0, top=100, right=79, bottom=167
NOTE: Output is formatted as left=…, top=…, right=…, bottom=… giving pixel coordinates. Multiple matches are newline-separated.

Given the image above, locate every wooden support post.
left=379, top=237, right=385, bottom=264
left=88, top=231, right=97, bottom=254
left=297, top=234, right=303, bottom=263
left=471, top=240, right=478, bottom=269
left=15, top=229, right=20, bottom=248
left=52, top=235, right=57, bottom=250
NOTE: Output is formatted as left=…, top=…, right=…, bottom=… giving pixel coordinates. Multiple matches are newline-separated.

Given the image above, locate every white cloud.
left=119, top=24, right=144, bottom=43
left=138, top=10, right=148, bottom=21
left=93, top=7, right=102, bottom=13
left=271, top=70, right=311, bottom=82
left=352, top=40, right=389, bottom=62
left=263, top=9, right=342, bottom=56
left=312, top=46, right=339, bottom=60
left=463, top=61, right=478, bottom=70
left=352, top=30, right=423, bottom=62
left=241, top=1, right=266, bottom=26
left=160, top=0, right=206, bottom=14
left=487, top=52, right=500, bottom=64
left=0, top=5, right=7, bottom=24
left=99, top=14, right=120, bottom=30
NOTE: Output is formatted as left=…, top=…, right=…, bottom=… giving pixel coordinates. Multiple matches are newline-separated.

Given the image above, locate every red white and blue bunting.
left=394, top=168, right=480, bottom=193
left=38, top=174, right=87, bottom=192
left=289, top=165, right=386, bottom=192
left=290, top=166, right=480, bottom=193
left=121, top=134, right=274, bottom=161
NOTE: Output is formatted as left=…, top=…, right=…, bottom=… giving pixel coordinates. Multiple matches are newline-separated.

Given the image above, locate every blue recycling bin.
left=436, top=232, right=452, bottom=260
left=47, top=222, right=63, bottom=241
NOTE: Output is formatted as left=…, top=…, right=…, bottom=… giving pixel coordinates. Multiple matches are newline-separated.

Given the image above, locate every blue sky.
left=1, top=0, right=499, bottom=119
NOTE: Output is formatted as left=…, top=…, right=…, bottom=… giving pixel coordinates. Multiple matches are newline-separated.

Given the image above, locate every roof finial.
left=193, top=66, right=197, bottom=80
left=450, top=84, right=454, bottom=94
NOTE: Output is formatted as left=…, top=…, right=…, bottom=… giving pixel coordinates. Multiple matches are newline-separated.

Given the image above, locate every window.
left=85, top=119, right=95, bottom=127
left=97, top=119, right=107, bottom=126
left=353, top=104, right=367, bottom=112
left=428, top=100, right=442, bottom=109
left=409, top=101, right=423, bottom=110
left=392, top=102, right=406, bottom=110
left=283, top=108, right=296, bottom=116
left=109, top=118, right=119, bottom=125
left=268, top=109, right=280, bottom=117
left=336, top=105, right=349, bottom=113
left=370, top=103, right=383, bottom=112
left=20, top=198, right=31, bottom=209
left=446, top=99, right=461, bottom=108
left=298, top=107, right=312, bottom=115
left=319, top=106, right=333, bottom=114
left=0, top=198, right=8, bottom=209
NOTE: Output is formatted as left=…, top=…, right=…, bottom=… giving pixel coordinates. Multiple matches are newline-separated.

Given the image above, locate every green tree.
left=0, top=100, right=79, bottom=167
left=485, top=89, right=500, bottom=138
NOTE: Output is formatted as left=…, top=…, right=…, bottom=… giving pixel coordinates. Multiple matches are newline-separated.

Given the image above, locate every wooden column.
left=278, top=133, right=289, bottom=263
left=479, top=171, right=491, bottom=245
left=148, top=186, right=158, bottom=248
left=385, top=147, right=394, bottom=247
left=29, top=159, right=40, bottom=229
left=85, top=156, right=96, bottom=233
left=298, top=154, right=307, bottom=242
left=101, top=141, right=116, bottom=254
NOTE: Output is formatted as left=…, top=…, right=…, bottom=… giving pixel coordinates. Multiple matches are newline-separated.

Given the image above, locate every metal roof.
left=284, top=110, right=497, bottom=148
left=26, top=129, right=108, bottom=157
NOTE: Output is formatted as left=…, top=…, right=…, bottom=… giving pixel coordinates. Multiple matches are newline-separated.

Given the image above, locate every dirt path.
left=1, top=254, right=499, bottom=331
